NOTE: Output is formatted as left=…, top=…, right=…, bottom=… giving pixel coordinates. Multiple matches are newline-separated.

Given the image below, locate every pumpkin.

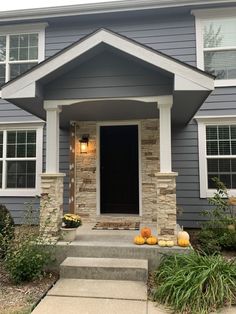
left=166, top=240, right=174, bottom=247
left=158, top=240, right=167, bottom=247
left=134, top=235, right=145, bottom=245
left=178, top=238, right=190, bottom=247
left=141, top=227, right=152, bottom=238
left=228, top=224, right=236, bottom=231
left=146, top=236, right=158, bottom=245
left=177, top=228, right=190, bottom=242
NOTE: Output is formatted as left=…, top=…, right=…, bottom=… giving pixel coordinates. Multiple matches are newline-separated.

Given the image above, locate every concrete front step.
left=60, top=257, right=148, bottom=282
left=48, top=278, right=147, bottom=301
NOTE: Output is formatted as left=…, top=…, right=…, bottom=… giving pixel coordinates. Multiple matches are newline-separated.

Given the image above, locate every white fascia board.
left=2, top=82, right=36, bottom=99
left=1, top=29, right=214, bottom=99
left=0, top=1, right=235, bottom=21
left=191, top=7, right=236, bottom=18
left=174, top=75, right=210, bottom=91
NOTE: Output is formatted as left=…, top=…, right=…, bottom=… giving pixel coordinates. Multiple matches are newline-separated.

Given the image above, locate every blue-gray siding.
left=44, top=50, right=173, bottom=100
left=0, top=9, right=236, bottom=227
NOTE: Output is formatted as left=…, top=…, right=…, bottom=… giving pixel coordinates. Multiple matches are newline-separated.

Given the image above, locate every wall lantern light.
left=79, top=134, right=89, bottom=154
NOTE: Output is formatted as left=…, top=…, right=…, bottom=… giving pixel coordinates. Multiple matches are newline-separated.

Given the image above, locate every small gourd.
left=158, top=240, right=167, bottom=247
left=178, top=238, right=190, bottom=247
left=141, top=227, right=152, bottom=238
left=166, top=240, right=174, bottom=247
left=146, top=236, right=158, bottom=245
left=134, top=235, right=145, bottom=245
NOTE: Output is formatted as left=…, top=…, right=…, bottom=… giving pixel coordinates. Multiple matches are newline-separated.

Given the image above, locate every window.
left=0, top=125, right=43, bottom=196
left=197, top=118, right=236, bottom=198
left=194, top=9, right=236, bottom=87
left=0, top=23, right=46, bottom=86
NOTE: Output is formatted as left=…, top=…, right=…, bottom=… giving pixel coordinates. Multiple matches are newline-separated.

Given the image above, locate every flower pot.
left=60, top=227, right=77, bottom=242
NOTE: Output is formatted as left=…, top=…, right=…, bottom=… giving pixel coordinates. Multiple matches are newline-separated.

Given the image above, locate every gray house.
left=0, top=0, right=235, bottom=240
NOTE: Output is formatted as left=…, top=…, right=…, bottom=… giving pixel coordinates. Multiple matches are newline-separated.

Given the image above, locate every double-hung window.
left=197, top=118, right=236, bottom=198
left=193, top=9, right=236, bottom=86
left=0, top=24, right=46, bottom=195
left=0, top=23, right=46, bottom=86
left=0, top=125, right=43, bottom=196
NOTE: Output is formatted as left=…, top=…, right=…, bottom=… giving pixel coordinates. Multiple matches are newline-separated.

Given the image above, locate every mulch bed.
left=0, top=262, right=58, bottom=314
left=92, top=221, right=140, bottom=230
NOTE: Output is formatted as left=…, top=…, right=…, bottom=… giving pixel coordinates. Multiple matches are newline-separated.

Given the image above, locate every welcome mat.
left=92, top=221, right=140, bottom=230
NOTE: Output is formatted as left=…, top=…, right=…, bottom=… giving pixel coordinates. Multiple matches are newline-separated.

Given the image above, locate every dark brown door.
left=100, top=125, right=139, bottom=214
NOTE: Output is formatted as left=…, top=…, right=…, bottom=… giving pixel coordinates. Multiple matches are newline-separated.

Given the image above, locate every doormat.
left=92, top=221, right=140, bottom=230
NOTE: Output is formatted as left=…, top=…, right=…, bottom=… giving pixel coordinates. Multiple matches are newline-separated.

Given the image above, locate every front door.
left=100, top=125, right=139, bottom=214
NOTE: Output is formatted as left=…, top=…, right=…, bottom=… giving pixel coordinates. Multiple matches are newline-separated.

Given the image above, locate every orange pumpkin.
left=134, top=235, right=145, bottom=245
left=141, top=227, right=152, bottom=238
left=178, top=238, right=190, bottom=247
left=146, top=236, right=158, bottom=245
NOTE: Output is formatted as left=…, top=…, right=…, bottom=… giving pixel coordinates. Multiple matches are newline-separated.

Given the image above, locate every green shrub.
left=0, top=204, right=14, bottom=258
left=153, top=252, right=236, bottom=314
left=5, top=237, right=52, bottom=283
left=198, top=178, right=236, bottom=253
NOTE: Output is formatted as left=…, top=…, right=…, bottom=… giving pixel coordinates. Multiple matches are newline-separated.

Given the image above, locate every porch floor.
left=55, top=223, right=188, bottom=271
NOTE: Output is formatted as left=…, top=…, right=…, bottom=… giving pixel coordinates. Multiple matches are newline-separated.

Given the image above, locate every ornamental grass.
left=153, top=251, right=236, bottom=314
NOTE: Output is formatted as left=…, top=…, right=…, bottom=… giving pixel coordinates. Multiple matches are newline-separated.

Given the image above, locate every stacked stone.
left=141, top=119, right=160, bottom=223
left=156, top=172, right=178, bottom=243
left=75, top=121, right=97, bottom=222
left=40, top=174, right=64, bottom=241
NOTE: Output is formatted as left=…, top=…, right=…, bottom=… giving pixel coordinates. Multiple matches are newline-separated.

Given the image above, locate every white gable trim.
left=1, top=29, right=214, bottom=100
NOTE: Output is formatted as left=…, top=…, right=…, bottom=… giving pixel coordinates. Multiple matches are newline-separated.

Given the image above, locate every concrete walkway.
left=32, top=278, right=236, bottom=314
left=32, top=278, right=171, bottom=314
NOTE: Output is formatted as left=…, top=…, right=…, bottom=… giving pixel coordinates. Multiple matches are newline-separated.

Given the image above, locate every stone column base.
left=39, top=173, right=65, bottom=241
left=155, top=172, right=178, bottom=243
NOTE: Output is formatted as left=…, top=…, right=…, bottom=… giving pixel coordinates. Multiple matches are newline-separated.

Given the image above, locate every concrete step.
left=60, top=257, right=148, bottom=282
left=48, top=278, right=147, bottom=301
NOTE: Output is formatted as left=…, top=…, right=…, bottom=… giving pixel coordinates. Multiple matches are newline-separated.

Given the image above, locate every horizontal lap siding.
left=44, top=51, right=173, bottom=99
left=0, top=99, right=43, bottom=223
left=45, top=14, right=196, bottom=66
left=172, top=88, right=236, bottom=228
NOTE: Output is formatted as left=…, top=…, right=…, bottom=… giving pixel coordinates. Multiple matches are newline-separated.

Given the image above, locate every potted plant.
left=60, top=214, right=82, bottom=242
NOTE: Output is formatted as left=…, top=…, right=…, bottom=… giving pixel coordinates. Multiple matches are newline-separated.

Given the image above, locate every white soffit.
left=1, top=29, right=214, bottom=99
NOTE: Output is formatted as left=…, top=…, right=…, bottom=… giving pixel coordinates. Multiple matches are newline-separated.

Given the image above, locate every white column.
left=45, top=105, right=61, bottom=173
left=157, top=96, right=173, bottom=173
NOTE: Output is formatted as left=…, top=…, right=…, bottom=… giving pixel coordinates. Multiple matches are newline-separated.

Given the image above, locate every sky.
left=0, top=0, right=122, bottom=12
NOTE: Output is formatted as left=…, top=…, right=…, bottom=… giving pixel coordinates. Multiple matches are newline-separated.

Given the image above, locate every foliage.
left=62, top=213, right=82, bottom=228
left=3, top=200, right=54, bottom=283
left=153, top=251, right=236, bottom=314
left=198, top=178, right=236, bottom=253
left=0, top=204, right=15, bottom=258
left=4, top=236, right=52, bottom=283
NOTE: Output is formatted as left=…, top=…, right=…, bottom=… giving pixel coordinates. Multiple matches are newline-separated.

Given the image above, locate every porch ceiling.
left=0, top=28, right=215, bottom=126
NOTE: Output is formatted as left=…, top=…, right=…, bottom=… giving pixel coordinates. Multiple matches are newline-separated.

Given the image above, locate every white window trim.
left=193, top=8, right=236, bottom=87
left=0, top=23, right=47, bottom=94
left=196, top=116, right=236, bottom=198
left=0, top=122, right=44, bottom=197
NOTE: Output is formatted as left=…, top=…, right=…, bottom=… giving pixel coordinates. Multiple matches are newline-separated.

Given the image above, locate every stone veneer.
left=74, top=119, right=160, bottom=223
left=156, top=172, right=178, bottom=243
left=39, top=173, right=65, bottom=240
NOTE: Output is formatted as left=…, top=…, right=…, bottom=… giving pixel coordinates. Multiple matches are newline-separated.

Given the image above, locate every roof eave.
left=0, top=0, right=235, bottom=22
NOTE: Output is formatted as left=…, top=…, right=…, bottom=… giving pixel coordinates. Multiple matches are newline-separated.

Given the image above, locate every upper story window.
left=193, top=9, right=236, bottom=87
left=0, top=23, right=47, bottom=87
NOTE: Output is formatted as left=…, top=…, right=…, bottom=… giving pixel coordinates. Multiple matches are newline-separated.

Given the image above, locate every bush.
left=0, top=204, right=14, bottom=258
left=153, top=252, right=236, bottom=314
left=5, top=237, right=52, bottom=283
left=198, top=178, right=236, bottom=253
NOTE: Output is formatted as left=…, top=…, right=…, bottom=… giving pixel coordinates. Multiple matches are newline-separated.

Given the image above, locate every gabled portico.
left=1, top=28, right=214, bottom=241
